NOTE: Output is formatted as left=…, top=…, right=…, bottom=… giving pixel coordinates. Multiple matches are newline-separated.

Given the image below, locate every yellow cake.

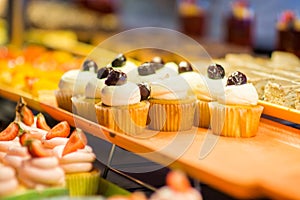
left=209, top=71, right=263, bottom=137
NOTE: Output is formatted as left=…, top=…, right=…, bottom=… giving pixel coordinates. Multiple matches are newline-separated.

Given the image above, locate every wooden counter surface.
left=1, top=84, right=299, bottom=199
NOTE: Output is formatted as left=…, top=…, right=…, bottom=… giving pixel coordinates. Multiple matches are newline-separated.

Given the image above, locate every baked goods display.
left=0, top=98, right=99, bottom=198
left=276, top=10, right=300, bottom=57
left=52, top=51, right=300, bottom=138
left=214, top=51, right=300, bottom=111
left=0, top=45, right=83, bottom=98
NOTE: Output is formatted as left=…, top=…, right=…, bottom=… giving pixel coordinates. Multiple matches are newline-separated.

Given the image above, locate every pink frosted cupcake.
left=150, top=170, right=202, bottom=200
left=0, top=163, right=19, bottom=197
left=53, top=129, right=100, bottom=196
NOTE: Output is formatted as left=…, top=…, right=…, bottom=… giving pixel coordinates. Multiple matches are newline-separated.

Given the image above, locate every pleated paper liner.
left=54, top=90, right=73, bottom=113
left=95, top=101, right=150, bottom=137
left=65, top=169, right=100, bottom=196
left=194, top=99, right=212, bottom=128
left=71, top=96, right=101, bottom=123
left=209, top=102, right=264, bottom=137
left=148, top=97, right=196, bottom=132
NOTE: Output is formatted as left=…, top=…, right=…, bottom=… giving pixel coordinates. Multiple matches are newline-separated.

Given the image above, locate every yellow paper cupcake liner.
left=55, top=90, right=73, bottom=113
left=194, top=99, right=211, bottom=128
left=148, top=98, right=196, bottom=132
left=95, top=101, right=150, bottom=136
left=71, top=96, right=101, bottom=122
left=65, top=169, right=100, bottom=196
left=209, top=102, right=264, bottom=137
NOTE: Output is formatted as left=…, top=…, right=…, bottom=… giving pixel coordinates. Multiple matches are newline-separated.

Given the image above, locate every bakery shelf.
left=258, top=100, right=300, bottom=125
left=1, top=85, right=300, bottom=200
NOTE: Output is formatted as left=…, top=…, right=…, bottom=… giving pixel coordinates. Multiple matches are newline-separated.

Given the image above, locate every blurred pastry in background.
left=225, top=0, right=254, bottom=46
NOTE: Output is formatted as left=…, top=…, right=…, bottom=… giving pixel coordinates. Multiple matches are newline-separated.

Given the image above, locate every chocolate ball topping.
left=207, top=64, right=225, bottom=79
left=105, top=70, right=127, bottom=86
left=227, top=71, right=247, bottom=86
left=82, top=59, right=98, bottom=73
left=97, top=67, right=113, bottom=79
left=138, top=62, right=156, bottom=76
left=178, top=61, right=193, bottom=73
left=112, top=54, right=126, bottom=67
left=138, top=83, right=150, bottom=100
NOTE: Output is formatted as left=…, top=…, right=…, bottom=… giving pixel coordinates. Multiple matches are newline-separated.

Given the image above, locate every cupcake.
left=180, top=63, right=226, bottom=128
left=95, top=69, right=150, bottom=136
left=148, top=75, right=196, bottom=132
left=72, top=66, right=112, bottom=122
left=209, top=71, right=264, bottom=137
left=18, top=140, right=65, bottom=189
left=0, top=163, right=19, bottom=197
left=150, top=170, right=202, bottom=200
left=55, top=59, right=97, bottom=112
left=53, top=129, right=100, bottom=196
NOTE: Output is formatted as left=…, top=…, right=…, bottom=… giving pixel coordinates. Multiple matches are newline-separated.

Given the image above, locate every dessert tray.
left=0, top=84, right=300, bottom=200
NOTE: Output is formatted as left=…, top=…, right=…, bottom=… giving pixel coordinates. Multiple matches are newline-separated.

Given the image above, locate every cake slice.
left=263, top=80, right=300, bottom=109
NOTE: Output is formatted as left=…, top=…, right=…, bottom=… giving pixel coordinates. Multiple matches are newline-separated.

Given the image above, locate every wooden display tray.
left=258, top=100, right=300, bottom=125
left=0, top=85, right=300, bottom=199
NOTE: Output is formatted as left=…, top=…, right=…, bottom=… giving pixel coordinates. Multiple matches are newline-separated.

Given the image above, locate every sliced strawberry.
left=36, top=113, right=51, bottom=131
left=62, top=129, right=87, bottom=156
left=16, top=97, right=34, bottom=126
left=19, top=131, right=43, bottom=146
left=166, top=170, right=191, bottom=192
left=21, top=106, right=34, bottom=126
left=27, top=139, right=53, bottom=157
left=0, top=122, right=19, bottom=141
left=45, top=121, right=70, bottom=140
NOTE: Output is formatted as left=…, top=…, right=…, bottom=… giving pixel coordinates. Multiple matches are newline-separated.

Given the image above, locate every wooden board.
left=1, top=86, right=300, bottom=199
left=259, top=100, right=300, bottom=125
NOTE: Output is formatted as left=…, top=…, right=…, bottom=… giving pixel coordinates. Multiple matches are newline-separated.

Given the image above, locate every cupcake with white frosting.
left=148, top=75, right=196, bottom=132
left=95, top=69, right=150, bottom=136
left=55, top=59, right=97, bottom=112
left=209, top=71, right=263, bottom=137
left=72, top=66, right=112, bottom=122
left=180, top=63, right=226, bottom=128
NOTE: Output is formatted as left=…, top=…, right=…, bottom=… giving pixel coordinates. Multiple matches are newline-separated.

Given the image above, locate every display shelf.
left=1, top=85, right=300, bottom=199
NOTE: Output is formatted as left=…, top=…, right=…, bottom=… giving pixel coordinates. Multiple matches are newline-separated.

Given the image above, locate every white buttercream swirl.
left=59, top=69, right=96, bottom=95
left=73, top=71, right=97, bottom=95
left=150, top=76, right=190, bottom=100
left=108, top=61, right=137, bottom=74
left=155, top=62, right=179, bottom=78
left=85, top=76, right=106, bottom=99
left=218, top=83, right=258, bottom=105
left=58, top=69, right=79, bottom=91
left=180, top=72, right=226, bottom=101
left=101, top=82, right=141, bottom=106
